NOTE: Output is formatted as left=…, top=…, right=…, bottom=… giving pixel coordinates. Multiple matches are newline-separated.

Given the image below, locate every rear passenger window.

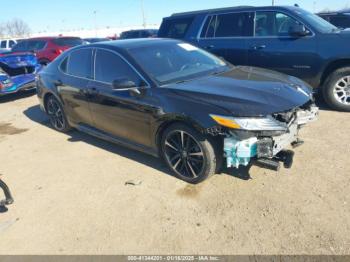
left=67, top=49, right=93, bottom=78
left=201, top=16, right=217, bottom=38
left=27, top=40, right=47, bottom=51
left=0, top=41, right=6, bottom=48
left=11, top=41, right=27, bottom=52
left=60, top=57, right=68, bottom=73
left=200, top=12, right=254, bottom=38
left=215, top=12, right=254, bottom=37
left=94, top=49, right=141, bottom=85
left=158, top=17, right=194, bottom=39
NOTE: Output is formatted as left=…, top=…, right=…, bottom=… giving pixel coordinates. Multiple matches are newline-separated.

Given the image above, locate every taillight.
left=52, top=49, right=63, bottom=55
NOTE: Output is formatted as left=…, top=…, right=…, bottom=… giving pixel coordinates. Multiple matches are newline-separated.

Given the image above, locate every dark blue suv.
left=159, top=6, right=350, bottom=111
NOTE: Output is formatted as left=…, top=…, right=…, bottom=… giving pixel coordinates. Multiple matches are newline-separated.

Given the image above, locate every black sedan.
left=36, top=39, right=318, bottom=183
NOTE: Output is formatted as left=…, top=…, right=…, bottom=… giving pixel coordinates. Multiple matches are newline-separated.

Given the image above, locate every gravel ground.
left=0, top=91, right=349, bottom=255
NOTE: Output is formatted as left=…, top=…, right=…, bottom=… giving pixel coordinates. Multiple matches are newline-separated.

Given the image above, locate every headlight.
left=210, top=114, right=287, bottom=131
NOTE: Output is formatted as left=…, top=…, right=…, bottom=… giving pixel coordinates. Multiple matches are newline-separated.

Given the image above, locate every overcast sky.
left=1, top=0, right=349, bottom=33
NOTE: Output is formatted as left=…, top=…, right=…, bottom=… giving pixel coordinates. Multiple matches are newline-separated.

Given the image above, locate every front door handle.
left=251, top=45, right=266, bottom=50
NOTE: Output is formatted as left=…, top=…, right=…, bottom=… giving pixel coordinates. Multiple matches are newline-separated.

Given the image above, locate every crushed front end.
left=210, top=102, right=319, bottom=171
left=0, top=52, right=41, bottom=96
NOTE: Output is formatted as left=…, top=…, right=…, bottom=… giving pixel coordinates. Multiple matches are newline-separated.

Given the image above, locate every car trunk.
left=0, top=52, right=37, bottom=77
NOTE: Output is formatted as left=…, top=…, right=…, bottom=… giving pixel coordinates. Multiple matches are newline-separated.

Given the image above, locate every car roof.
left=82, top=38, right=180, bottom=50
left=169, top=5, right=301, bottom=17
left=122, top=29, right=158, bottom=33
left=22, top=36, right=81, bottom=41
left=318, top=11, right=350, bottom=15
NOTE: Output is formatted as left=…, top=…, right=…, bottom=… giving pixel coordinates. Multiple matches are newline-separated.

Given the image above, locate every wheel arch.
left=43, top=91, right=63, bottom=112
left=321, top=59, right=350, bottom=87
left=38, top=58, right=51, bottom=65
left=154, top=115, right=208, bottom=153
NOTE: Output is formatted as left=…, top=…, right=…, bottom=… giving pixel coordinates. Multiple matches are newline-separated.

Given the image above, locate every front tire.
left=160, top=123, right=221, bottom=184
left=323, top=67, right=350, bottom=111
left=46, top=96, right=71, bottom=132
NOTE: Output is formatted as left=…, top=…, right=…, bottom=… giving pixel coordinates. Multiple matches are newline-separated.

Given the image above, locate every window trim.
left=59, top=47, right=150, bottom=88
left=197, top=9, right=315, bottom=40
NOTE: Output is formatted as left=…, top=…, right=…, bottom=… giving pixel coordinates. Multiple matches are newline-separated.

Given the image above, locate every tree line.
left=0, top=19, right=31, bottom=39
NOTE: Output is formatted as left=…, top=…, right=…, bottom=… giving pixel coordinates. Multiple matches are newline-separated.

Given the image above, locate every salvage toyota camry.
left=36, top=39, right=318, bottom=183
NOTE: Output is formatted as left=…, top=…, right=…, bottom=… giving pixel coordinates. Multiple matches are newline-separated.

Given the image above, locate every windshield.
left=293, top=8, right=338, bottom=33
left=128, top=41, right=230, bottom=85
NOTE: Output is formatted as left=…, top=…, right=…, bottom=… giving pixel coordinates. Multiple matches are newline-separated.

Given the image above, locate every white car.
left=0, top=39, right=18, bottom=51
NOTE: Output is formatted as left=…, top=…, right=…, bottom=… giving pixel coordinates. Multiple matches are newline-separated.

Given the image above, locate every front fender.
left=150, top=90, right=230, bottom=148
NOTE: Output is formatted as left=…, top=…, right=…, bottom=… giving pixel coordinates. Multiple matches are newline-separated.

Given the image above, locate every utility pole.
left=140, top=0, right=146, bottom=28
left=93, top=10, right=97, bottom=36
left=272, top=0, right=275, bottom=6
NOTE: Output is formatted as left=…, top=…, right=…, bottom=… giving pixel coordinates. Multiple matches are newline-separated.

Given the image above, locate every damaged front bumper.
left=223, top=104, right=318, bottom=170
left=0, top=74, right=37, bottom=95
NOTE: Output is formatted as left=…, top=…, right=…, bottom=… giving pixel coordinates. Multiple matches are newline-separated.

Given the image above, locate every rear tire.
left=39, top=59, right=50, bottom=66
left=160, top=123, right=221, bottom=184
left=323, top=67, right=350, bottom=112
left=45, top=96, right=71, bottom=132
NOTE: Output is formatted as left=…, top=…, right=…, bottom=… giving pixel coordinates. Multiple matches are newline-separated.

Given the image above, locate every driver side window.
left=255, top=11, right=302, bottom=37
left=94, top=49, right=142, bottom=86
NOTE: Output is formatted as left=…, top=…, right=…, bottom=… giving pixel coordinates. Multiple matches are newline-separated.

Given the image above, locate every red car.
left=11, top=36, right=83, bottom=65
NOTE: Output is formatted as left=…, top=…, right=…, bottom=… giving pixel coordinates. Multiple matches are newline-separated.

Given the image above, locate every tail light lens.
left=52, top=49, right=63, bottom=55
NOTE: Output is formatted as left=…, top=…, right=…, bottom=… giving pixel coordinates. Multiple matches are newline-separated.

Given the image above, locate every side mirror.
left=112, top=78, right=137, bottom=90
left=289, top=24, right=309, bottom=37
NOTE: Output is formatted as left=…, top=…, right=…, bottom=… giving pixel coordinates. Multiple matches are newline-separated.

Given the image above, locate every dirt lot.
left=0, top=91, right=349, bottom=255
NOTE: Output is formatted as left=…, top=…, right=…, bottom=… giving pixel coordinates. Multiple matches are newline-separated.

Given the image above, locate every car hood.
left=335, top=28, right=350, bottom=38
left=164, top=66, right=313, bottom=117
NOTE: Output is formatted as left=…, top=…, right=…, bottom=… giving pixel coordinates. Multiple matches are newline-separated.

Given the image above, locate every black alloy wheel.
left=161, top=123, right=220, bottom=183
left=46, top=96, right=71, bottom=132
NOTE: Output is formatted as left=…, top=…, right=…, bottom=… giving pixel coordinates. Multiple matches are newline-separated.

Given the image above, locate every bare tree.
left=5, top=18, right=31, bottom=37
left=0, top=24, right=6, bottom=38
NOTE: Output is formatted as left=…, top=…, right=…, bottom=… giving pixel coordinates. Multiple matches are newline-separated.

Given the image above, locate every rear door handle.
left=251, top=45, right=266, bottom=50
